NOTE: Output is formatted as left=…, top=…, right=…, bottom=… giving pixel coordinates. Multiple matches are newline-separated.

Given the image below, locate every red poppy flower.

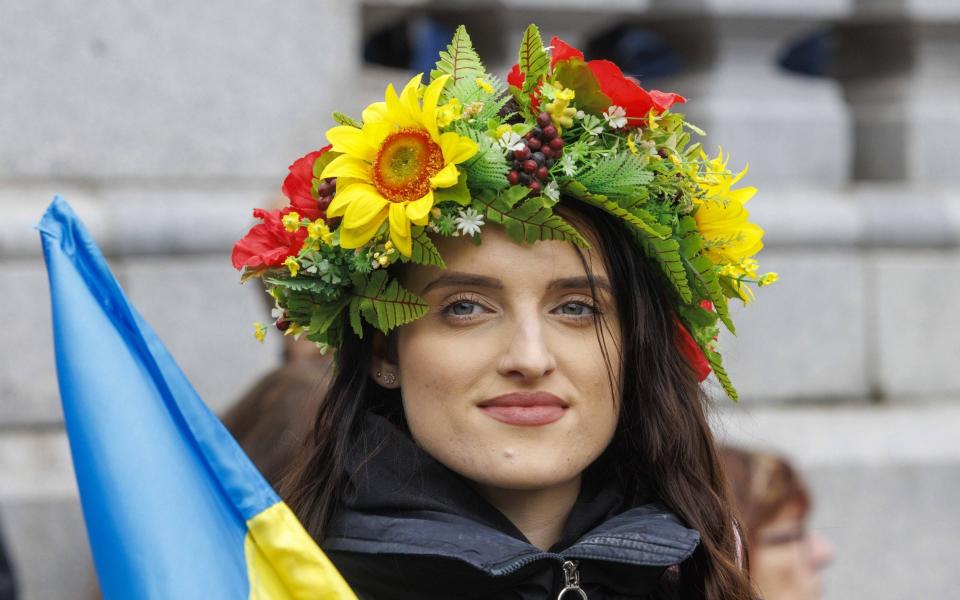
left=550, top=36, right=584, bottom=68
left=507, top=63, right=525, bottom=90
left=231, top=207, right=308, bottom=270
left=281, top=146, right=331, bottom=221
left=549, top=36, right=687, bottom=127
left=675, top=318, right=712, bottom=382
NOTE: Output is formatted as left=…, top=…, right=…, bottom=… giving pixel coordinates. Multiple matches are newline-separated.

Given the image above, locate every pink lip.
left=478, top=392, right=568, bottom=426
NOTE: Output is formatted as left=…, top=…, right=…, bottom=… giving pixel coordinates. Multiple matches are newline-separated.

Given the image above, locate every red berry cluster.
left=315, top=177, right=337, bottom=214
left=506, top=112, right=565, bottom=195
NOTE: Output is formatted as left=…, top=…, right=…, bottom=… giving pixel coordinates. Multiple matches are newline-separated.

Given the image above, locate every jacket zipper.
left=556, top=560, right=588, bottom=599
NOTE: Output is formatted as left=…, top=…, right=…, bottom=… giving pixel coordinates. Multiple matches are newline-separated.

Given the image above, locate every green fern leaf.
left=688, top=254, right=734, bottom=334
left=575, top=152, right=654, bottom=201
left=431, top=25, right=487, bottom=87
left=353, top=270, right=428, bottom=334
left=348, top=296, right=364, bottom=338
left=518, top=24, right=549, bottom=96
left=476, top=189, right=588, bottom=248
left=564, top=181, right=693, bottom=302
left=408, top=226, right=445, bottom=268
left=460, top=130, right=509, bottom=192
left=706, top=347, right=738, bottom=402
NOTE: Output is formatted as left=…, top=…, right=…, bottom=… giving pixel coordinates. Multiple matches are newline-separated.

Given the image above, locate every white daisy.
left=454, top=207, right=485, bottom=237
left=543, top=181, right=560, bottom=206
left=498, top=131, right=525, bottom=153
left=603, top=105, right=628, bottom=129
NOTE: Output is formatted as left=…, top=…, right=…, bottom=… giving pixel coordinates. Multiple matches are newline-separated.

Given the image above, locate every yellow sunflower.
left=694, top=149, right=763, bottom=266
left=320, top=73, right=478, bottom=256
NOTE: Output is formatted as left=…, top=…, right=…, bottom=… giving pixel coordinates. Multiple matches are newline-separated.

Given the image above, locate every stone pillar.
left=644, top=0, right=853, bottom=186
left=839, top=2, right=960, bottom=182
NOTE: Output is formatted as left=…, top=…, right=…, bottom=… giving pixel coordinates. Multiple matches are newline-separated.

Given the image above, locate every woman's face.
left=750, top=502, right=834, bottom=600
left=384, top=224, right=621, bottom=493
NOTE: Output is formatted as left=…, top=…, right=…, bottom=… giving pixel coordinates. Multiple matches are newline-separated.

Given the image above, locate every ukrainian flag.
left=38, top=196, right=356, bottom=600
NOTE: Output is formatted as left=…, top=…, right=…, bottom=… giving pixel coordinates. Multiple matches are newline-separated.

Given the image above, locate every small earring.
left=384, top=372, right=397, bottom=385
left=376, top=369, right=382, bottom=378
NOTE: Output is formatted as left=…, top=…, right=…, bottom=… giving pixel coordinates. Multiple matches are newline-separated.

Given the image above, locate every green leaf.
left=518, top=24, right=549, bottom=96
left=308, top=295, right=351, bottom=338
left=434, top=169, right=472, bottom=206
left=476, top=190, right=589, bottom=248
left=352, top=270, right=429, bottom=334
left=408, top=226, right=445, bottom=268
left=348, top=296, right=364, bottom=338
left=564, top=181, right=693, bottom=303
left=552, top=59, right=611, bottom=116
left=312, top=149, right=340, bottom=182
left=458, top=128, right=510, bottom=192
left=332, top=111, right=362, bottom=128
left=564, top=181, right=669, bottom=239
left=574, top=152, right=654, bottom=201
left=430, top=25, right=487, bottom=88
left=688, top=254, right=734, bottom=334
left=706, top=347, right=738, bottom=402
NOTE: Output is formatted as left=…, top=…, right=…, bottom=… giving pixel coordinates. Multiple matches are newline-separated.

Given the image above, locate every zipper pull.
left=556, top=560, right=588, bottom=599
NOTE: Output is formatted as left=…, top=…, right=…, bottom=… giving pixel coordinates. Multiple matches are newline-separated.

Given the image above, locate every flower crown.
left=232, top=25, right=776, bottom=401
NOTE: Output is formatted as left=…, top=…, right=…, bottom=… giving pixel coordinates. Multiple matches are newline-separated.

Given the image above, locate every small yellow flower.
left=544, top=83, right=577, bottom=129
left=253, top=322, right=267, bottom=343
left=281, top=211, right=301, bottom=233
left=377, top=254, right=390, bottom=267
left=647, top=108, right=659, bottom=131
left=307, top=219, right=332, bottom=245
left=283, top=256, right=300, bottom=277
left=758, top=272, right=779, bottom=287
left=384, top=240, right=394, bottom=251
left=476, top=78, right=494, bottom=94
left=626, top=133, right=639, bottom=156
left=436, top=98, right=462, bottom=128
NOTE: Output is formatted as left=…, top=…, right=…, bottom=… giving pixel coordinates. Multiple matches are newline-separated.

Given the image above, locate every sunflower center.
left=372, top=129, right=444, bottom=202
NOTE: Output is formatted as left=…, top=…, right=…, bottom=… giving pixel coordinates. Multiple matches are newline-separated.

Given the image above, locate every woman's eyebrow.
left=547, top=276, right=613, bottom=295
left=420, top=272, right=612, bottom=295
left=420, top=272, right=503, bottom=294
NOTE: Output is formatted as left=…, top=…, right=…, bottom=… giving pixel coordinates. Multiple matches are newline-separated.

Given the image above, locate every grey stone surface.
left=0, top=0, right=358, bottom=179
left=873, top=249, right=960, bottom=398
left=653, top=19, right=852, bottom=186
left=713, top=403, right=960, bottom=466
left=0, top=497, right=96, bottom=600
left=120, top=254, right=283, bottom=414
left=716, top=250, right=869, bottom=402
left=0, top=260, right=62, bottom=426
left=809, top=464, right=960, bottom=600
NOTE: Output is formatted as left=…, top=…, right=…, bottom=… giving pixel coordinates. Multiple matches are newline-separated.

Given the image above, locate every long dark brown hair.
left=282, top=199, right=754, bottom=599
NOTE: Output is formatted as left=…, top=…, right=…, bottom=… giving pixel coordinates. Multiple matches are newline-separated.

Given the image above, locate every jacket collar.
left=324, top=414, right=699, bottom=596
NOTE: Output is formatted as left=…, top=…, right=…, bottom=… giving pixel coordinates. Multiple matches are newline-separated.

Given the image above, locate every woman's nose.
left=497, top=316, right=557, bottom=379
left=808, top=532, right=834, bottom=570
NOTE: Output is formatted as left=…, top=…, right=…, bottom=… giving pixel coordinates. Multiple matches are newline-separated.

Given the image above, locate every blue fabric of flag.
left=39, top=196, right=280, bottom=599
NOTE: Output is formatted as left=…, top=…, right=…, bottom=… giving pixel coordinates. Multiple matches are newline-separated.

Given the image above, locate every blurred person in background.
left=720, top=446, right=834, bottom=600
left=221, top=356, right=330, bottom=489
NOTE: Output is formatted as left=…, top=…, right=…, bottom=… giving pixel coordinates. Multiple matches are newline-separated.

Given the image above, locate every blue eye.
left=557, top=301, right=596, bottom=317
left=449, top=300, right=482, bottom=316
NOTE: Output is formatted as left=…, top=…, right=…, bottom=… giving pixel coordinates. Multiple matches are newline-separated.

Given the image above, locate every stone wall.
left=1, top=1, right=958, bottom=598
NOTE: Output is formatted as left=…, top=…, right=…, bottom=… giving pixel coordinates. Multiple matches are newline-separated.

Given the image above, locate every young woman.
left=233, top=25, right=775, bottom=599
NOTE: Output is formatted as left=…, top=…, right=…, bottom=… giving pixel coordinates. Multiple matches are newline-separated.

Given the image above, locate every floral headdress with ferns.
left=232, top=25, right=776, bottom=401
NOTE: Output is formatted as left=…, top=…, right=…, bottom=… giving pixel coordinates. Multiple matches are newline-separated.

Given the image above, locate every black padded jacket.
left=322, top=414, right=701, bottom=599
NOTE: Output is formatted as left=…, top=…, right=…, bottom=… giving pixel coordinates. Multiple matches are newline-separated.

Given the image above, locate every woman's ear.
left=368, top=331, right=400, bottom=389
